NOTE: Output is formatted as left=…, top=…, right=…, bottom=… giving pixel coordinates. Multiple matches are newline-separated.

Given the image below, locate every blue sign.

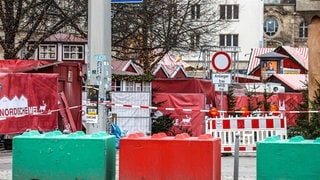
left=111, top=0, right=143, bottom=3
left=94, top=55, right=107, bottom=61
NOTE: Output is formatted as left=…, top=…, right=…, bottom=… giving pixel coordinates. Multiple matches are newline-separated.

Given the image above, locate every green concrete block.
left=12, top=130, right=116, bottom=180
left=257, top=136, right=320, bottom=180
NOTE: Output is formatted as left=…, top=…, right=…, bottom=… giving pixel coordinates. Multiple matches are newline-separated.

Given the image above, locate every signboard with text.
left=215, top=83, right=228, bottom=92
left=212, top=73, right=230, bottom=92
left=0, top=73, right=59, bottom=134
left=212, top=73, right=231, bottom=84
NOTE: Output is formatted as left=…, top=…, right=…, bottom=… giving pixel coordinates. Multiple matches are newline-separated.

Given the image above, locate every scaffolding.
left=194, top=46, right=241, bottom=82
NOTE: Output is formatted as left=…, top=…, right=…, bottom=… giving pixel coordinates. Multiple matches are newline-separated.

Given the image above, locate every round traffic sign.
left=211, top=51, right=231, bottom=72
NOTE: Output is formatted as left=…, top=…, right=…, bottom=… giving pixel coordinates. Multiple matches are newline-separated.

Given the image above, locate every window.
left=191, top=4, right=200, bottom=19
left=264, top=17, right=278, bottom=36
left=142, top=82, right=151, bottom=92
left=114, top=80, right=121, bottom=91
left=112, top=81, right=151, bottom=92
left=299, top=21, right=308, bottom=38
left=39, top=45, right=57, bottom=60
left=219, top=34, right=238, bottom=47
left=125, top=81, right=134, bottom=91
left=220, top=5, right=239, bottom=20
left=63, top=45, right=84, bottom=60
left=135, top=82, right=142, bottom=91
left=190, top=33, right=200, bottom=49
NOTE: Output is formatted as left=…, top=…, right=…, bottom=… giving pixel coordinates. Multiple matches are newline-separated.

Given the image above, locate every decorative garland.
left=112, top=74, right=156, bottom=82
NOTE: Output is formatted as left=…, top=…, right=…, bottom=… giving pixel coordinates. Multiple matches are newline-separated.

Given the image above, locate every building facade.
left=263, top=0, right=308, bottom=48
left=294, top=0, right=320, bottom=104
left=176, top=0, right=264, bottom=77
left=180, top=0, right=318, bottom=78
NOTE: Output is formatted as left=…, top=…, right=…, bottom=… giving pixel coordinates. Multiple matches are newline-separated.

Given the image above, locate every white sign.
left=212, top=73, right=231, bottom=84
left=86, top=114, right=98, bottom=123
left=215, top=84, right=229, bottom=92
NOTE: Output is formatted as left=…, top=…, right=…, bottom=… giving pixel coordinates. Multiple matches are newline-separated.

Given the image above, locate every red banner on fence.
left=153, top=93, right=205, bottom=136
left=0, top=73, right=58, bottom=134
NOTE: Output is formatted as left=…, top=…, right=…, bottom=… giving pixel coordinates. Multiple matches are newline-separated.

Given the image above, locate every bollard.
left=257, top=135, right=320, bottom=179
left=233, top=133, right=239, bottom=180
left=119, top=132, right=221, bottom=180
left=12, top=130, right=116, bottom=180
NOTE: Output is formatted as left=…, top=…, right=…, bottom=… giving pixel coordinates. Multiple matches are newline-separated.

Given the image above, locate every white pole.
left=86, top=0, right=112, bottom=134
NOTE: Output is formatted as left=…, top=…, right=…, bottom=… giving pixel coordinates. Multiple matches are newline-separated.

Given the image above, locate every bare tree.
left=0, top=0, right=87, bottom=59
left=111, top=0, right=227, bottom=75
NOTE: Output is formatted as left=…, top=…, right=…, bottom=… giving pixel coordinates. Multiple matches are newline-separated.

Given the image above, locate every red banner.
left=0, top=73, right=58, bottom=134
left=153, top=93, right=205, bottom=136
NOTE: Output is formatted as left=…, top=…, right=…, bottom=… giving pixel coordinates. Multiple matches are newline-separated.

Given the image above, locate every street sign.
left=212, top=73, right=231, bottom=84
left=211, top=51, right=231, bottom=72
left=112, top=0, right=143, bottom=3
left=215, top=83, right=229, bottom=92
left=94, top=55, right=107, bottom=61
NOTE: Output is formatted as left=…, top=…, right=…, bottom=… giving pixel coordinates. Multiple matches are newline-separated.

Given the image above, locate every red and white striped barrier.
left=1, top=101, right=320, bottom=120
left=206, top=115, right=287, bottom=153
left=207, top=117, right=285, bottom=129
left=97, top=101, right=320, bottom=114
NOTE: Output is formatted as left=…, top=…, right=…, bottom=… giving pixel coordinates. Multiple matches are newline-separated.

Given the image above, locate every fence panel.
left=111, top=92, right=151, bottom=135
left=205, top=114, right=287, bottom=153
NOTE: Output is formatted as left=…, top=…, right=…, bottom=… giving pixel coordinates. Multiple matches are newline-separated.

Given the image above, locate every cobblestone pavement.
left=0, top=149, right=11, bottom=180
left=0, top=150, right=256, bottom=180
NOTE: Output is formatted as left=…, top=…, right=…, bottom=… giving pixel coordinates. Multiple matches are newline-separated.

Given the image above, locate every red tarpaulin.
left=153, top=79, right=216, bottom=106
left=0, top=73, right=59, bottom=134
left=153, top=93, right=205, bottom=136
left=215, top=93, right=303, bottom=126
left=279, top=93, right=302, bottom=126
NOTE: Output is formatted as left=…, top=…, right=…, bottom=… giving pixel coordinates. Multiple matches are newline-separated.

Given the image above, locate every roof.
left=111, top=60, right=143, bottom=75
left=247, top=46, right=308, bottom=74
left=30, top=33, right=87, bottom=43
left=247, top=48, right=274, bottom=74
left=111, top=52, right=189, bottom=78
left=157, top=53, right=190, bottom=76
left=170, top=65, right=188, bottom=78
left=277, top=46, right=308, bottom=70
left=256, top=51, right=288, bottom=59
left=269, top=74, right=308, bottom=91
left=0, top=59, right=62, bottom=73
left=153, top=64, right=170, bottom=78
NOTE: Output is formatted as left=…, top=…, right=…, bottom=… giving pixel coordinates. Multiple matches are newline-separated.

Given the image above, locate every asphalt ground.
left=0, top=149, right=256, bottom=180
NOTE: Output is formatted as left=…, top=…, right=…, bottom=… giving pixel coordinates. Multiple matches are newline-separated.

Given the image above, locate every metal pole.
left=87, top=0, right=112, bottom=134
left=233, top=133, right=240, bottom=180
left=220, top=91, right=223, bottom=117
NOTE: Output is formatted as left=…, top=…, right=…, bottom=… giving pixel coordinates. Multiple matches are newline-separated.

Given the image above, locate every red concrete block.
left=119, top=133, right=221, bottom=180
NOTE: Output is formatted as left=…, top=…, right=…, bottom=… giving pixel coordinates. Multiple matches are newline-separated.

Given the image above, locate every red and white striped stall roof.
left=247, top=48, right=274, bottom=74
left=247, top=47, right=308, bottom=75
left=281, top=46, right=308, bottom=70
left=270, top=74, right=308, bottom=91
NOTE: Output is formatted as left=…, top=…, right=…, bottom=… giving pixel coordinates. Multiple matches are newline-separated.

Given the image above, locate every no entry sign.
left=211, top=51, right=231, bottom=72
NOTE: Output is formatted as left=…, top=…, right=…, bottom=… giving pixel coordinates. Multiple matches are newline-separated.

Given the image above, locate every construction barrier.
left=205, top=114, right=287, bottom=153
left=12, top=130, right=116, bottom=180
left=257, top=136, right=320, bottom=179
left=119, top=132, right=221, bottom=180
